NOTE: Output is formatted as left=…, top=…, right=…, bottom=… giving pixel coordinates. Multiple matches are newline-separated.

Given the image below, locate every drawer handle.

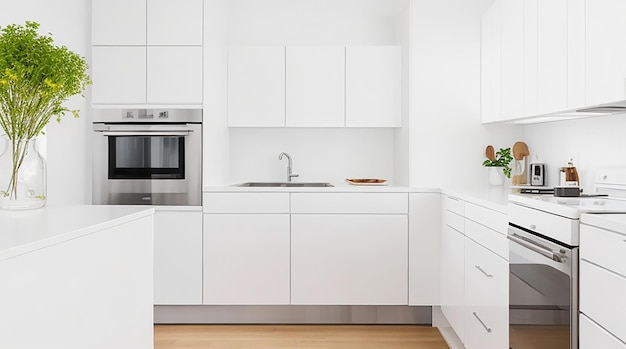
left=475, top=265, right=493, bottom=278
left=473, top=312, right=492, bottom=333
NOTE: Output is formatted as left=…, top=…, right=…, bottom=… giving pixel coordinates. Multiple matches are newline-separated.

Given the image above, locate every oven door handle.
left=507, top=233, right=567, bottom=263
left=99, top=131, right=191, bottom=136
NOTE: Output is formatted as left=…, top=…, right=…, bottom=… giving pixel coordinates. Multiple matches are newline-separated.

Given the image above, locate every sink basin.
left=235, top=182, right=334, bottom=187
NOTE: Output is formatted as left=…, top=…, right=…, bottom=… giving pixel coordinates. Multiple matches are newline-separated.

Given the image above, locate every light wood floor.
left=154, top=325, right=450, bottom=349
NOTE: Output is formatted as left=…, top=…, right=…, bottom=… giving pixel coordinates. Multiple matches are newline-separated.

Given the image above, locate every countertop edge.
left=0, top=206, right=154, bottom=262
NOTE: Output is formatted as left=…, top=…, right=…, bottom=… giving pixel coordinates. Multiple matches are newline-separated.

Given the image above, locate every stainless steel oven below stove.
left=508, top=168, right=626, bottom=349
left=92, top=109, right=202, bottom=206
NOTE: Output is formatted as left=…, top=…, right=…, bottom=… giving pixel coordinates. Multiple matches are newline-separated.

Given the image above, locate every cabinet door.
left=203, top=214, right=290, bottom=305
left=481, top=1, right=501, bottom=123
left=147, top=46, right=203, bottom=105
left=92, top=0, right=146, bottom=45
left=147, top=0, right=203, bottom=45
left=153, top=210, right=203, bottom=305
left=345, top=46, right=401, bottom=127
left=464, top=238, right=509, bottom=349
left=501, top=0, right=524, bottom=120
left=586, top=0, right=626, bottom=106
left=286, top=46, right=345, bottom=127
left=523, top=0, right=538, bottom=116
left=440, top=220, right=466, bottom=344
left=91, top=46, right=147, bottom=105
left=228, top=46, right=286, bottom=127
left=291, top=214, right=408, bottom=305
left=537, top=0, right=568, bottom=114
left=580, top=314, right=626, bottom=349
left=409, top=193, right=441, bottom=306
left=567, top=0, right=586, bottom=109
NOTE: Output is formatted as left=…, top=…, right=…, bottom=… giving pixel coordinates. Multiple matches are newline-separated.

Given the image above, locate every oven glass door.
left=109, top=135, right=185, bottom=180
left=508, top=225, right=578, bottom=349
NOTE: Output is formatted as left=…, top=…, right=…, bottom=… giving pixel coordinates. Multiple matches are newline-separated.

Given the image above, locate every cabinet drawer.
left=442, top=195, right=464, bottom=215
left=580, top=314, right=626, bottom=349
left=465, top=238, right=508, bottom=307
left=580, top=261, right=626, bottom=343
left=291, top=193, right=407, bottom=214
left=203, top=193, right=289, bottom=213
left=465, top=219, right=508, bottom=260
left=465, top=305, right=509, bottom=349
left=465, top=202, right=507, bottom=235
left=444, top=209, right=464, bottom=233
left=581, top=224, right=626, bottom=277
left=509, top=203, right=578, bottom=246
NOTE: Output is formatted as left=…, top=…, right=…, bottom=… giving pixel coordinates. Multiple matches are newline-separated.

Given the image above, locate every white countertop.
left=206, top=183, right=513, bottom=213
left=204, top=183, right=440, bottom=193
left=0, top=205, right=154, bottom=261
left=581, top=213, right=626, bottom=234
left=441, top=185, right=511, bottom=214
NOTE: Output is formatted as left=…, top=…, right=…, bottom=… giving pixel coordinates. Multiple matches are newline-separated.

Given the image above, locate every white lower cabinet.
left=440, top=216, right=466, bottom=343
left=580, top=220, right=626, bottom=347
left=439, top=194, right=509, bottom=347
left=203, top=214, right=290, bottom=305
left=153, top=209, right=203, bottom=305
left=464, top=237, right=509, bottom=349
left=291, top=214, right=408, bottom=305
left=580, top=314, right=626, bottom=349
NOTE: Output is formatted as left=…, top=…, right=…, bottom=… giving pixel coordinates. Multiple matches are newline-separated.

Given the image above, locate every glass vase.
left=0, top=136, right=47, bottom=210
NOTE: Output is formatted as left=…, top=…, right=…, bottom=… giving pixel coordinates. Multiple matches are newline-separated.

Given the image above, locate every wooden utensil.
left=512, top=141, right=526, bottom=160
left=512, top=141, right=530, bottom=185
left=485, top=145, right=496, bottom=161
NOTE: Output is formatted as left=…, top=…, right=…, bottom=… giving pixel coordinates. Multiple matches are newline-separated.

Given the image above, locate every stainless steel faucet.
left=278, top=152, right=299, bottom=182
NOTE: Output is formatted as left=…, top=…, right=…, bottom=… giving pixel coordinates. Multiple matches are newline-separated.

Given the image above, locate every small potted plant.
left=0, top=21, right=91, bottom=209
left=483, top=146, right=513, bottom=185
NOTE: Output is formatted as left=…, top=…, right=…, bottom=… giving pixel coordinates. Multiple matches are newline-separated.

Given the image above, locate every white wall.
left=0, top=0, right=91, bottom=205
left=409, top=0, right=523, bottom=188
left=523, top=115, right=626, bottom=192
left=208, top=0, right=411, bottom=186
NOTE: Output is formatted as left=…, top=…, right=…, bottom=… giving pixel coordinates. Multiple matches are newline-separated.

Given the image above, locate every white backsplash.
left=228, top=128, right=396, bottom=185
left=523, top=114, right=626, bottom=192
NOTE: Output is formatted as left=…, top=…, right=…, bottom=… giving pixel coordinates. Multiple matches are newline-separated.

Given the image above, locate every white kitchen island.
left=0, top=205, right=154, bottom=349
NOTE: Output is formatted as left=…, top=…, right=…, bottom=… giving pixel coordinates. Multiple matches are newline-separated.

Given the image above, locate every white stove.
left=509, top=194, right=626, bottom=220
left=507, top=168, right=626, bottom=349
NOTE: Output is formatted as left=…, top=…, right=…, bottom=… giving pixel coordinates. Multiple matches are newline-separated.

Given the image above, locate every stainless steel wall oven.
left=92, top=109, right=201, bottom=206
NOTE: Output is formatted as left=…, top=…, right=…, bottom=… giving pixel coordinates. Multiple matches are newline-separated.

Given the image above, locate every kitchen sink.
left=234, top=182, right=334, bottom=187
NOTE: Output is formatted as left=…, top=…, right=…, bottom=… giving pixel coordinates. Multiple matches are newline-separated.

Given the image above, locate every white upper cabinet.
left=586, top=0, right=626, bottom=106
left=92, top=0, right=146, bottom=45
left=227, top=46, right=286, bottom=127
left=567, top=0, right=586, bottom=109
left=228, top=45, right=402, bottom=128
left=482, top=0, right=625, bottom=122
left=481, top=1, right=501, bottom=123
left=147, top=0, right=203, bottom=46
left=147, top=46, right=203, bottom=105
left=537, top=0, right=568, bottom=115
left=91, top=0, right=203, bottom=107
left=500, top=0, right=523, bottom=120
left=286, top=46, right=345, bottom=127
left=523, top=0, right=538, bottom=116
left=91, top=47, right=147, bottom=105
left=346, top=46, right=402, bottom=127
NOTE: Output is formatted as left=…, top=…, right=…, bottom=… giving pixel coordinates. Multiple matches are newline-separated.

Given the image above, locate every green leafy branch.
left=483, top=147, right=513, bottom=178
left=0, top=21, right=91, bottom=140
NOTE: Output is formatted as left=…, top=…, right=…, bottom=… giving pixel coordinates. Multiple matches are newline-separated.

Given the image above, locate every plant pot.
left=487, top=166, right=505, bottom=186
left=0, top=136, right=46, bottom=210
